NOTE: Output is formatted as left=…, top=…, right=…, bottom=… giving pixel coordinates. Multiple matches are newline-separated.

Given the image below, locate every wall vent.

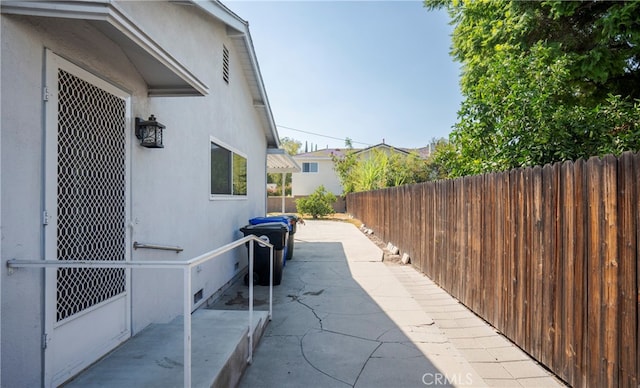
left=222, top=45, right=230, bottom=84
left=193, top=289, right=203, bottom=304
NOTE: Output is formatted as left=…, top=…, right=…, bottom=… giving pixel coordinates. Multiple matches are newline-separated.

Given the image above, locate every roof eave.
left=267, top=149, right=301, bottom=173
left=1, top=0, right=209, bottom=96
left=191, top=0, right=280, bottom=148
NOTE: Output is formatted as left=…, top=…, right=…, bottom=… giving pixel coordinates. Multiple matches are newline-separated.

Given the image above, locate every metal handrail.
left=133, top=241, right=183, bottom=253
left=6, top=234, right=274, bottom=388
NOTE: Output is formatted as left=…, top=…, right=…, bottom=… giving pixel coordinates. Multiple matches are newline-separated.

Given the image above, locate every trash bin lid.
left=241, top=222, right=288, bottom=232
left=240, top=222, right=288, bottom=249
left=249, top=216, right=293, bottom=231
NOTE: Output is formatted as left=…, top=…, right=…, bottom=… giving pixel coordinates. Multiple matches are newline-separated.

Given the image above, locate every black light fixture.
left=135, top=115, right=165, bottom=148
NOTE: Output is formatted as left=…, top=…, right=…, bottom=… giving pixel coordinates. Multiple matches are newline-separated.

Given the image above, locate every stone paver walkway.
left=388, top=265, right=564, bottom=387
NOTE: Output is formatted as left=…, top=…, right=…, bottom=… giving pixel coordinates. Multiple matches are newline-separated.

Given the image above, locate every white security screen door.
left=43, top=51, right=131, bottom=387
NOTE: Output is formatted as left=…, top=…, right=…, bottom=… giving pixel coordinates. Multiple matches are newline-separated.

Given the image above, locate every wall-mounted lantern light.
left=135, top=115, right=165, bottom=148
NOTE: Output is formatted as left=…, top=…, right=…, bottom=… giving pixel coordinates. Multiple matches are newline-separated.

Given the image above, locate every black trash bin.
left=240, top=222, right=288, bottom=286
left=282, top=214, right=299, bottom=261
left=250, top=215, right=299, bottom=261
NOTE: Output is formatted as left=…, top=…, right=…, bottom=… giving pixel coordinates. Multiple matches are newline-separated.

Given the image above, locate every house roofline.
left=354, top=143, right=411, bottom=156
left=1, top=0, right=280, bottom=148
left=191, top=1, right=280, bottom=148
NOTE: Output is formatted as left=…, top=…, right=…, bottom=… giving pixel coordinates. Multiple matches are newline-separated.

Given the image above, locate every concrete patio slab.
left=64, top=309, right=268, bottom=388
left=226, top=220, right=566, bottom=388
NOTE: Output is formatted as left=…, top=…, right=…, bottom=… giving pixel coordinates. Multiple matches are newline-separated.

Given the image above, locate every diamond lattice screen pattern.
left=56, top=69, right=127, bottom=322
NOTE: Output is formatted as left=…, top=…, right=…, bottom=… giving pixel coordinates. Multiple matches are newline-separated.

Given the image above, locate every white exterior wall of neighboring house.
left=292, top=154, right=343, bottom=196
left=1, top=1, right=276, bottom=386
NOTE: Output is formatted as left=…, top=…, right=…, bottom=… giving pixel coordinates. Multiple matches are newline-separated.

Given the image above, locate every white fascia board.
left=189, top=0, right=247, bottom=34
left=1, top=0, right=209, bottom=96
left=190, top=0, right=280, bottom=148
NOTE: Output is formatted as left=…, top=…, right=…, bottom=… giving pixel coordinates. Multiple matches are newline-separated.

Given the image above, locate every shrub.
left=296, top=185, right=336, bottom=219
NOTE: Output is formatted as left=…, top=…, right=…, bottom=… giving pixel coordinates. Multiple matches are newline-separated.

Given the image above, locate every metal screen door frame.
left=43, top=50, right=132, bottom=387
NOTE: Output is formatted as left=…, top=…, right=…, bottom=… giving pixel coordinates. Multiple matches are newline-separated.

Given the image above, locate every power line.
left=276, top=124, right=373, bottom=146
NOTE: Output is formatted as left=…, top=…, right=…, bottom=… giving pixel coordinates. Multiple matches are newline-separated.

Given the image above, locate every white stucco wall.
left=292, top=157, right=343, bottom=196
left=1, top=13, right=149, bottom=387
left=117, top=0, right=268, bottom=333
left=1, top=2, right=269, bottom=385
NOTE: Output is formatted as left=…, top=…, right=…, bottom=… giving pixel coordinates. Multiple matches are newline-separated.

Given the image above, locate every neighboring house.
left=0, top=1, right=295, bottom=386
left=292, top=148, right=346, bottom=196
left=291, top=143, right=432, bottom=196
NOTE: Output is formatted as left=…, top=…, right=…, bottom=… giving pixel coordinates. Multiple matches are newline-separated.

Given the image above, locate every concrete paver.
left=486, top=346, right=531, bottom=362
left=386, top=254, right=565, bottom=388
left=519, top=377, right=565, bottom=387
left=502, top=361, right=552, bottom=379
left=211, top=220, right=565, bottom=388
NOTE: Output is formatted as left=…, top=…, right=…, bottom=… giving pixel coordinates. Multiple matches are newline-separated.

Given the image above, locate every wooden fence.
left=346, top=153, right=639, bottom=388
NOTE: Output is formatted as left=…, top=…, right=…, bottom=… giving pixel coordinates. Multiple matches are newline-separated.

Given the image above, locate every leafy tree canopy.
left=333, top=147, right=431, bottom=193
left=426, top=0, right=640, bottom=176
left=280, top=137, right=302, bottom=156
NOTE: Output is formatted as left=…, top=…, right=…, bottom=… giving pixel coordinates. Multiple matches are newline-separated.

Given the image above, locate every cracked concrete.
left=209, top=220, right=565, bottom=388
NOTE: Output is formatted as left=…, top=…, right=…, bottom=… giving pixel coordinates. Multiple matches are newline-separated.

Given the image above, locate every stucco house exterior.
left=0, top=1, right=293, bottom=386
left=291, top=148, right=346, bottom=196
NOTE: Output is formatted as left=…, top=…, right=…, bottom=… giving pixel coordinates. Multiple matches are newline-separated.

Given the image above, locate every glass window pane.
left=211, top=143, right=231, bottom=194
left=232, top=153, right=247, bottom=195
left=303, top=162, right=318, bottom=173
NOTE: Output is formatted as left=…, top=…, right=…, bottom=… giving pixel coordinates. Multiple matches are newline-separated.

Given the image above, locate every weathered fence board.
left=346, top=152, right=639, bottom=388
left=618, top=152, right=638, bottom=388
left=586, top=156, right=604, bottom=387
left=575, top=158, right=588, bottom=388
left=531, top=165, right=544, bottom=363
left=560, top=161, right=578, bottom=386
left=603, top=155, right=619, bottom=388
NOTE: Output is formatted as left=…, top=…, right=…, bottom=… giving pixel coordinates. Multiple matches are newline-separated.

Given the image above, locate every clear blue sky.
left=225, top=0, right=462, bottom=149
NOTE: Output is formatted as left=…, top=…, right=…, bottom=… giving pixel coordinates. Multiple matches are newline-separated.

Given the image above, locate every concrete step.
left=63, top=309, right=269, bottom=388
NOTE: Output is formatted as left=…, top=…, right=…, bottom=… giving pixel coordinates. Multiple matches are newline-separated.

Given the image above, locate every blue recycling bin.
left=240, top=222, right=288, bottom=286
left=249, top=215, right=298, bottom=261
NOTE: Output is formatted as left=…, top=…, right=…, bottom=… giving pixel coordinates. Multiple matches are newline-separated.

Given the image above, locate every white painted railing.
left=7, top=234, right=274, bottom=388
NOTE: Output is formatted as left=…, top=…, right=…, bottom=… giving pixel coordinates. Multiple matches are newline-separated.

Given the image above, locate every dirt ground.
left=361, top=228, right=403, bottom=264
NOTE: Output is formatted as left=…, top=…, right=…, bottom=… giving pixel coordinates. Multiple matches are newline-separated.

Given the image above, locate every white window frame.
left=302, top=162, right=319, bottom=173
left=209, top=136, right=247, bottom=200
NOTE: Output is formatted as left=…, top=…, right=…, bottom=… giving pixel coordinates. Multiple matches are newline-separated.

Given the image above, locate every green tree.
left=296, top=185, right=337, bottom=218
left=354, top=150, right=387, bottom=191
left=423, top=138, right=454, bottom=180
left=333, top=147, right=431, bottom=193
left=332, top=139, right=359, bottom=194
left=426, top=0, right=640, bottom=176
left=280, top=137, right=302, bottom=155
left=344, top=137, right=354, bottom=149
